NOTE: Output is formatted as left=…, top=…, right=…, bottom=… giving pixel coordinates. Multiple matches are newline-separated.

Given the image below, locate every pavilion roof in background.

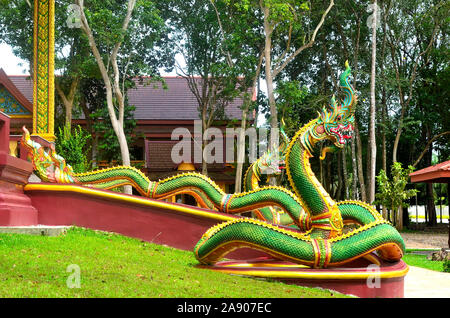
left=410, top=160, right=450, bottom=183
left=5, top=72, right=252, bottom=121
left=129, top=77, right=251, bottom=121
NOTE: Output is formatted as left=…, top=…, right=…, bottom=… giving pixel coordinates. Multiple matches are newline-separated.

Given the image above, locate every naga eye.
left=337, top=115, right=342, bottom=121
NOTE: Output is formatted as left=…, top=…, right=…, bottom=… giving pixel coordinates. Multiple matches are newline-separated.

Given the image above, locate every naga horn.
left=340, top=60, right=357, bottom=117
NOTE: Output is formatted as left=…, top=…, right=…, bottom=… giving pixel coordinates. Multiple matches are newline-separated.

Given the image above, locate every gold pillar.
left=32, top=0, right=55, bottom=142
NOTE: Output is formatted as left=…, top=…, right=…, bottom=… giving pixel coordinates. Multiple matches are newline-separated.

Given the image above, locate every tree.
left=385, top=0, right=445, bottom=163
left=165, top=0, right=247, bottom=175
left=265, top=0, right=371, bottom=201
left=381, top=0, right=448, bottom=226
left=367, top=0, right=378, bottom=203
left=258, top=0, right=334, bottom=149
left=76, top=0, right=134, bottom=177
left=78, top=77, right=106, bottom=167
left=76, top=0, right=172, bottom=193
left=273, top=80, right=309, bottom=137
left=374, top=162, right=418, bottom=230
left=90, top=101, right=138, bottom=164
left=209, top=0, right=265, bottom=192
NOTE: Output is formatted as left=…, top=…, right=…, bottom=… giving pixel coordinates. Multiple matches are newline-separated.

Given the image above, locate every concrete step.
left=0, top=225, right=70, bottom=236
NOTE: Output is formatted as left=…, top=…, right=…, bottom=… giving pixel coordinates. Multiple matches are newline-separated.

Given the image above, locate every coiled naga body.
left=22, top=62, right=404, bottom=268
left=194, top=62, right=405, bottom=268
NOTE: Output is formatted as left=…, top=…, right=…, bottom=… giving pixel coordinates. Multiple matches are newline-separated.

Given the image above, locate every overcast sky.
left=0, top=43, right=30, bottom=74
left=0, top=42, right=181, bottom=76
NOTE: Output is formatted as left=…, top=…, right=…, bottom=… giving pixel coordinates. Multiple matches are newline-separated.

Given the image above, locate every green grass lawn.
left=403, top=252, right=446, bottom=272
left=0, top=227, right=349, bottom=298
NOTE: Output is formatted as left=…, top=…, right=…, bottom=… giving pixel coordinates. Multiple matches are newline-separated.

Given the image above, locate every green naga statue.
left=193, top=62, right=405, bottom=268
left=22, top=62, right=405, bottom=269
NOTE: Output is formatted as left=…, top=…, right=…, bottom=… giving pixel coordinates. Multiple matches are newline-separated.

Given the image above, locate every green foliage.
left=403, top=252, right=447, bottom=272
left=55, top=125, right=92, bottom=173
left=374, top=162, right=419, bottom=224
left=82, top=0, right=174, bottom=76
left=90, top=102, right=139, bottom=163
left=226, top=0, right=310, bottom=24
left=274, top=80, right=309, bottom=136
left=164, top=0, right=262, bottom=133
left=444, top=259, right=450, bottom=273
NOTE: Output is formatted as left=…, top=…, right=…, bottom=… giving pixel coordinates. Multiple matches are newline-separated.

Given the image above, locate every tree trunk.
left=380, top=0, right=388, bottom=176
left=368, top=0, right=377, bottom=204
left=335, top=151, right=342, bottom=200
left=351, top=136, right=358, bottom=199
left=78, top=0, right=135, bottom=194
left=447, top=182, right=449, bottom=248
left=342, top=146, right=349, bottom=200
left=234, top=110, right=247, bottom=193
left=80, top=94, right=94, bottom=167
left=426, top=182, right=437, bottom=226
left=326, top=155, right=331, bottom=195
left=320, top=144, right=324, bottom=186
left=354, top=121, right=367, bottom=202
left=351, top=15, right=362, bottom=201
left=403, top=202, right=410, bottom=229
left=425, top=131, right=436, bottom=225
left=234, top=52, right=263, bottom=193
left=92, top=134, right=98, bottom=169
left=55, top=78, right=79, bottom=129
left=425, top=127, right=437, bottom=226
left=202, top=113, right=208, bottom=176
left=262, top=6, right=278, bottom=136
left=391, top=204, right=396, bottom=226
left=396, top=206, right=403, bottom=231
left=381, top=103, right=388, bottom=219
left=65, top=104, right=73, bottom=128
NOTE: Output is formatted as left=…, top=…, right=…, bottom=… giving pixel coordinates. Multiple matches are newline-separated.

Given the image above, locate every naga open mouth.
left=329, top=123, right=353, bottom=146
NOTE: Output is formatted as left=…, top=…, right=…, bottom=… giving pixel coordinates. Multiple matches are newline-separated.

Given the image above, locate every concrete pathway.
left=404, top=266, right=450, bottom=298
left=0, top=225, right=70, bottom=236
left=401, top=232, right=449, bottom=249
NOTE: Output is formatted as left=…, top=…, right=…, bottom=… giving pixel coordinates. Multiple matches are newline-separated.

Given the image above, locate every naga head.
left=308, top=61, right=357, bottom=158
left=255, top=118, right=291, bottom=178
left=21, top=126, right=75, bottom=183
left=21, top=126, right=55, bottom=182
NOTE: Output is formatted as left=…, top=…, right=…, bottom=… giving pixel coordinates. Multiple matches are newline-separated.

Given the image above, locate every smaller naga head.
left=257, top=118, right=291, bottom=177
left=21, top=126, right=76, bottom=183
left=21, top=126, right=55, bottom=182
left=308, top=61, right=357, bottom=157
left=254, top=142, right=281, bottom=180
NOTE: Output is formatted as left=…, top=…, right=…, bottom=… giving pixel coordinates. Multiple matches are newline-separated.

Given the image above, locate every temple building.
left=0, top=68, right=254, bottom=195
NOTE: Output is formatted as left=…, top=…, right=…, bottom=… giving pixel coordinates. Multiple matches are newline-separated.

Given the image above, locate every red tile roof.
left=410, top=160, right=450, bottom=183
left=4, top=71, right=251, bottom=121
left=130, top=77, right=250, bottom=120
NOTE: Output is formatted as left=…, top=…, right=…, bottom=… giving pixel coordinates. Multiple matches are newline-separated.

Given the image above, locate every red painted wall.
left=25, top=184, right=267, bottom=259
